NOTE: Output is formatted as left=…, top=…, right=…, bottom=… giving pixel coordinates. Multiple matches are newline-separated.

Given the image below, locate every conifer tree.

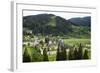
left=56, top=47, right=61, bottom=61
left=83, top=49, right=89, bottom=59
left=23, top=48, right=31, bottom=62
left=77, top=43, right=83, bottom=59
left=56, top=47, right=67, bottom=61
left=43, top=48, right=49, bottom=61
left=62, top=48, right=67, bottom=60
left=56, top=39, right=67, bottom=61
left=73, top=48, right=78, bottom=60
left=68, top=48, right=74, bottom=60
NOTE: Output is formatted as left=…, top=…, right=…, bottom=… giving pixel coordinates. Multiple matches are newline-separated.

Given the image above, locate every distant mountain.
left=23, top=14, right=91, bottom=38
left=69, top=16, right=91, bottom=27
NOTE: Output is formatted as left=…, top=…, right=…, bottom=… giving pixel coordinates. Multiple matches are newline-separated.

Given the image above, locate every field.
left=64, top=39, right=90, bottom=46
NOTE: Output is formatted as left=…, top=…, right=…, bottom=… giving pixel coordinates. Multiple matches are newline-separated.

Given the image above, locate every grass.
left=64, top=38, right=90, bottom=46
left=64, top=38, right=91, bottom=59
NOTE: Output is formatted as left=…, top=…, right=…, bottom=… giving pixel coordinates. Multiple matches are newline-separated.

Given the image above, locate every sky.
left=23, top=10, right=91, bottom=20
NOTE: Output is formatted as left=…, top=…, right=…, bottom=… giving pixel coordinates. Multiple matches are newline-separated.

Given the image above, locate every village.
left=23, top=32, right=90, bottom=62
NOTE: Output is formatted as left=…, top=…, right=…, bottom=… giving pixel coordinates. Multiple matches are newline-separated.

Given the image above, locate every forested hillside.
left=23, top=14, right=91, bottom=38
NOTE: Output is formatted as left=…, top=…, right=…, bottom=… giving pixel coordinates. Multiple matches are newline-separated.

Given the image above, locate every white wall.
left=0, top=0, right=100, bottom=73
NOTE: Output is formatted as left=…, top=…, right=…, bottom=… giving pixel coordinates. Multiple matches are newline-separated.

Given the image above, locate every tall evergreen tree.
left=56, top=39, right=67, bottom=61
left=23, top=48, right=31, bottom=62
left=68, top=48, right=74, bottom=60
left=62, top=48, right=67, bottom=60
left=56, top=47, right=61, bottom=61
left=56, top=47, right=67, bottom=61
left=73, top=48, right=78, bottom=60
left=43, top=48, right=49, bottom=61
left=83, top=49, right=89, bottom=59
left=77, top=43, right=83, bottom=59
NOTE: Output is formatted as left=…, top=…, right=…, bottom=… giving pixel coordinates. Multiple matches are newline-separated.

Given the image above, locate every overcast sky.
left=23, top=10, right=91, bottom=20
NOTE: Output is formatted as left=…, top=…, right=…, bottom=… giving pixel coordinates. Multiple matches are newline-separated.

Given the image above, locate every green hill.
left=23, top=14, right=91, bottom=38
